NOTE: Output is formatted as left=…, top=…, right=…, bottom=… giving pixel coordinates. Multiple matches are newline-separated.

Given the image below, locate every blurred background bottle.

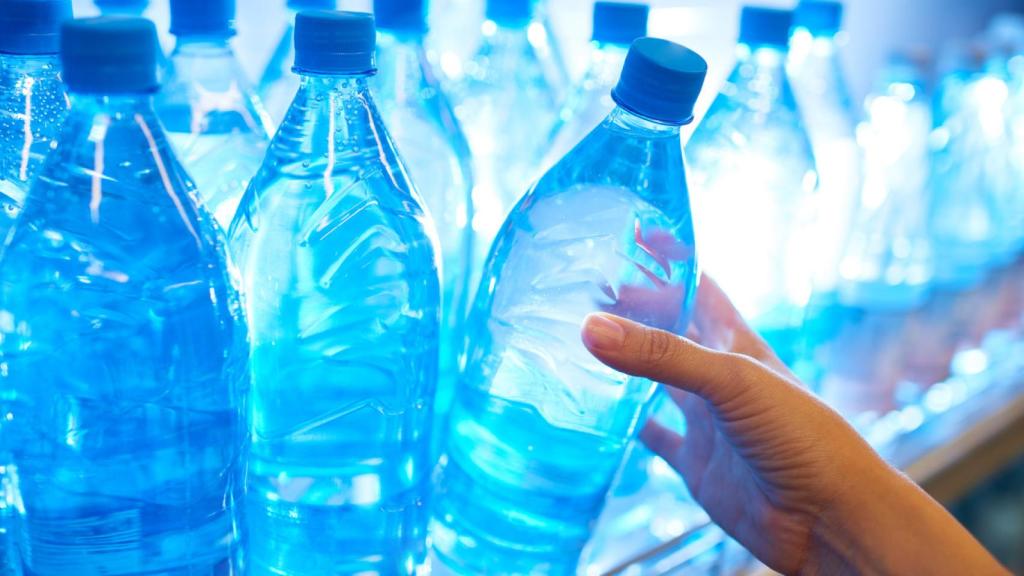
left=839, top=54, right=934, bottom=310
left=156, top=0, right=272, bottom=230
left=1, top=17, right=248, bottom=574
left=258, top=0, right=336, bottom=124
left=928, top=41, right=1017, bottom=287
left=686, top=6, right=819, bottom=366
left=788, top=0, right=862, bottom=299
left=0, top=2, right=72, bottom=569
left=448, top=0, right=562, bottom=253
left=431, top=38, right=706, bottom=575
left=230, top=11, right=440, bottom=575
left=93, top=0, right=147, bottom=16
left=371, top=0, right=475, bottom=439
left=543, top=1, right=649, bottom=170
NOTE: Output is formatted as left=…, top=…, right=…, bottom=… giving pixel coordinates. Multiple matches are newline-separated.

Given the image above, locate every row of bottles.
left=0, top=0, right=707, bottom=573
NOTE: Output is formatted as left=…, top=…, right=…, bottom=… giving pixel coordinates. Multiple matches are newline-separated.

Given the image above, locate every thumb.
left=582, top=312, right=759, bottom=407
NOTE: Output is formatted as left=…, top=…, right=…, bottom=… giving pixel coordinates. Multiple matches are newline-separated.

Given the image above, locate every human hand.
left=582, top=276, right=1008, bottom=575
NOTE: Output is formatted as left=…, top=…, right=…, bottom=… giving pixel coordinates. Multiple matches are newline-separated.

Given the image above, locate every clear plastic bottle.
left=984, top=14, right=1024, bottom=254
left=0, top=3, right=72, bottom=570
left=257, top=0, right=336, bottom=124
left=1, top=17, right=248, bottom=574
left=788, top=0, right=861, bottom=297
left=156, top=0, right=273, bottom=230
left=839, top=56, right=934, bottom=310
left=543, top=1, right=649, bottom=170
left=431, top=38, right=707, bottom=575
left=371, top=0, right=474, bottom=434
left=448, top=0, right=561, bottom=251
left=229, top=11, right=440, bottom=574
left=929, top=43, right=1017, bottom=287
left=686, top=6, right=818, bottom=364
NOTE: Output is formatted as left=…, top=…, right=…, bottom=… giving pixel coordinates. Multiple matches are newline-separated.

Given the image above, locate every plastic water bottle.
left=229, top=11, right=440, bottom=574
left=929, top=43, right=1017, bottom=287
left=0, top=2, right=72, bottom=569
left=984, top=14, right=1024, bottom=253
left=449, top=0, right=562, bottom=249
left=839, top=55, right=934, bottom=310
left=1, top=17, right=249, bottom=574
left=257, top=0, right=336, bottom=124
left=543, top=1, right=649, bottom=170
left=431, top=37, right=707, bottom=575
left=156, top=0, right=273, bottom=230
left=686, top=6, right=818, bottom=364
left=788, top=0, right=861, bottom=297
left=0, top=0, right=71, bottom=249
left=371, top=0, right=474, bottom=430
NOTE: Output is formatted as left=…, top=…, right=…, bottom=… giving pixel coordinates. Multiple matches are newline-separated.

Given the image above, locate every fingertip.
left=581, top=312, right=629, bottom=353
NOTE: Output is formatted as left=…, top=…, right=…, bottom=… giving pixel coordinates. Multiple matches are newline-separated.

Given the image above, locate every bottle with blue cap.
left=155, top=0, right=273, bottom=229
left=928, top=42, right=1017, bottom=287
left=838, top=54, right=934, bottom=310
left=0, top=16, right=248, bottom=574
left=0, top=1, right=72, bottom=568
left=258, top=0, right=337, bottom=123
left=543, top=1, right=650, bottom=171
left=0, top=0, right=72, bottom=239
left=788, top=0, right=861, bottom=299
left=431, top=37, right=706, bottom=575
left=448, top=0, right=563, bottom=252
left=229, top=10, right=440, bottom=574
left=686, top=6, right=819, bottom=366
left=370, top=0, right=474, bottom=441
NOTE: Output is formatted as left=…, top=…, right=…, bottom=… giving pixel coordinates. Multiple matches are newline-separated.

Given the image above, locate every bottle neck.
left=584, top=42, right=630, bottom=85
left=731, top=43, right=791, bottom=104
left=374, top=32, right=430, bottom=103
left=0, top=53, right=62, bottom=82
left=171, top=37, right=234, bottom=56
left=606, top=106, right=682, bottom=138
left=67, top=93, right=156, bottom=119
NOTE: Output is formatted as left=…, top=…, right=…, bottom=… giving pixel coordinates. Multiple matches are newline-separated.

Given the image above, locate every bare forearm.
left=804, top=455, right=1009, bottom=576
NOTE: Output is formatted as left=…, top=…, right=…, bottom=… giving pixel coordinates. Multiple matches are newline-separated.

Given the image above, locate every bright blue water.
left=686, top=44, right=819, bottom=365
left=431, top=107, right=699, bottom=575
left=0, top=52, right=68, bottom=574
left=448, top=17, right=560, bottom=251
left=929, top=64, right=1018, bottom=287
left=0, top=94, right=249, bottom=575
left=258, top=12, right=300, bottom=125
left=838, top=60, right=934, bottom=310
left=372, top=29, right=474, bottom=439
left=229, top=75, right=440, bottom=575
left=543, top=42, right=629, bottom=172
left=157, top=40, right=272, bottom=231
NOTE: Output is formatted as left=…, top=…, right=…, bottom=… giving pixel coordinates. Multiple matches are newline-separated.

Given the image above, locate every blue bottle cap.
left=0, top=0, right=73, bottom=55
left=294, top=10, right=376, bottom=76
left=374, top=0, right=427, bottom=34
left=738, top=6, right=793, bottom=48
left=61, top=17, right=159, bottom=94
left=169, top=0, right=235, bottom=37
left=612, top=37, right=707, bottom=126
left=486, top=0, right=531, bottom=27
left=794, top=1, right=843, bottom=37
left=593, top=2, right=649, bottom=46
left=287, top=0, right=335, bottom=9
left=94, top=0, right=147, bottom=14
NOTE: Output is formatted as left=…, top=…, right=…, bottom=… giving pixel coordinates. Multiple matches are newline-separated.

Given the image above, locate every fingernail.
left=582, top=314, right=626, bottom=351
